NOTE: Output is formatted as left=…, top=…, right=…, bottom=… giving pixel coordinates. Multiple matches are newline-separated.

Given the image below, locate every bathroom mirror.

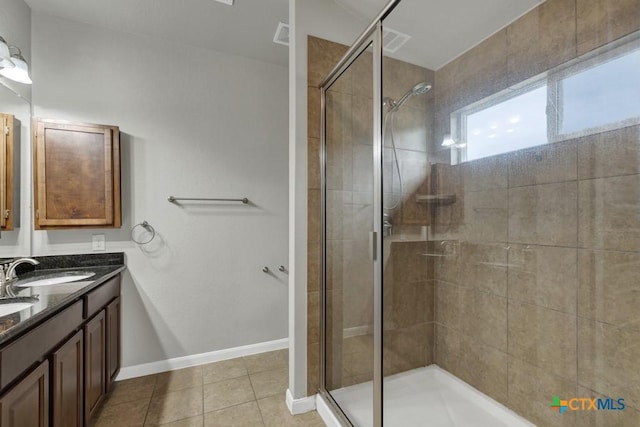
left=0, top=79, right=31, bottom=257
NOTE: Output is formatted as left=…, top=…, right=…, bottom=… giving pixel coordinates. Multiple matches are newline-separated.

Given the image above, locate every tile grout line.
left=243, top=356, right=267, bottom=426
left=201, top=367, right=205, bottom=427
left=141, top=375, right=157, bottom=427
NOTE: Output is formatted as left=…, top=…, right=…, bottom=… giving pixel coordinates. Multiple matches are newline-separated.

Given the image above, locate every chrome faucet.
left=0, top=258, right=39, bottom=297
left=3, top=258, right=40, bottom=282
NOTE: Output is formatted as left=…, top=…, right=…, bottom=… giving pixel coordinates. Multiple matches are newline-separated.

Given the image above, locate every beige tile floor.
left=91, top=349, right=326, bottom=427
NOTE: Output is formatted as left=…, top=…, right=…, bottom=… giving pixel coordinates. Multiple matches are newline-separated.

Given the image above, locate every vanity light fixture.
left=0, top=46, right=32, bottom=84
left=213, top=0, right=234, bottom=5
left=0, top=37, right=15, bottom=70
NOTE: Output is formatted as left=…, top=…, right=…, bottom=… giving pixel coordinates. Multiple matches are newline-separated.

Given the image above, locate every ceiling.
left=24, top=0, right=544, bottom=70
left=333, top=0, right=545, bottom=70
left=24, top=0, right=290, bottom=66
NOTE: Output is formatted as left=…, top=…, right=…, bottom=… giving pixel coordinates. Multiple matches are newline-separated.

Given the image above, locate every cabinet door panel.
left=34, top=120, right=121, bottom=229
left=0, top=360, right=49, bottom=427
left=106, top=296, right=121, bottom=391
left=84, top=311, right=105, bottom=425
left=52, top=330, right=83, bottom=427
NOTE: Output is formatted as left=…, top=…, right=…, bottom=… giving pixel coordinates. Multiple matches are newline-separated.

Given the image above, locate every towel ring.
left=131, top=221, right=156, bottom=245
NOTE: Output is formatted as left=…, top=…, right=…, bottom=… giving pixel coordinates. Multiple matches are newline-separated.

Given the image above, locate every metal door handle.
left=369, top=231, right=377, bottom=261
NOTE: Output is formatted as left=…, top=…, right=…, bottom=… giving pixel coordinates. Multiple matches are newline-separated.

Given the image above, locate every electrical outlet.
left=92, top=234, right=106, bottom=251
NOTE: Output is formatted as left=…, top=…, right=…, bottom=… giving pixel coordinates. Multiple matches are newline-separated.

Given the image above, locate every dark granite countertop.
left=0, top=254, right=126, bottom=345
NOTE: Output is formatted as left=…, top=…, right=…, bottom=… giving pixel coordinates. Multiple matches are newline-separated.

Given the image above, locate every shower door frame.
left=318, top=1, right=402, bottom=426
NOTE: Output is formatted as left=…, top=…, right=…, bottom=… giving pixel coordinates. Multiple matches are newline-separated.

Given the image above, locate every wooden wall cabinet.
left=33, top=120, right=121, bottom=229
left=1, top=112, right=20, bottom=231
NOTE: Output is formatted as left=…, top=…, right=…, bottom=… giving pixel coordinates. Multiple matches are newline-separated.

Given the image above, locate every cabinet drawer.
left=84, top=276, right=121, bottom=319
left=0, top=301, right=82, bottom=390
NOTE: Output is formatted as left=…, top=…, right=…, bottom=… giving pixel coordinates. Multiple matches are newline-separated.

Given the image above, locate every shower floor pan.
left=329, top=366, right=535, bottom=427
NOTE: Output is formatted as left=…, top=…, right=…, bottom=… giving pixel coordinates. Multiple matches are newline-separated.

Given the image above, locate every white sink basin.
left=0, top=302, right=34, bottom=317
left=16, top=271, right=96, bottom=287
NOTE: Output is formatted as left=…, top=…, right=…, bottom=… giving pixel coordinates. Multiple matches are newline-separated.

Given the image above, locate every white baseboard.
left=316, top=393, right=343, bottom=427
left=116, top=338, right=289, bottom=380
left=285, top=389, right=316, bottom=415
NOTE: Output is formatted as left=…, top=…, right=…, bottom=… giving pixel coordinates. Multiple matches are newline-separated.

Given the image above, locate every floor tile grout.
left=245, top=369, right=266, bottom=426
left=141, top=380, right=155, bottom=427
left=94, top=349, right=319, bottom=427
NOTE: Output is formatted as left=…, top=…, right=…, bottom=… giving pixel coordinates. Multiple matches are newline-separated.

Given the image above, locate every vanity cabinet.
left=1, top=112, right=20, bottom=231
left=0, top=273, right=122, bottom=426
left=0, top=360, right=49, bottom=427
left=33, top=119, right=121, bottom=230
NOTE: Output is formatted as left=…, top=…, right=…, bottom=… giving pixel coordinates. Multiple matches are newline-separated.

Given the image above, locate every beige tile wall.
left=434, top=125, right=640, bottom=425
left=382, top=51, right=435, bottom=379
left=307, top=35, right=348, bottom=396
left=432, top=1, right=640, bottom=425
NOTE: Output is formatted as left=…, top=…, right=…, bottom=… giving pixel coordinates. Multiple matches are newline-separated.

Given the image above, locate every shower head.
left=410, top=81, right=432, bottom=95
left=386, top=81, right=432, bottom=112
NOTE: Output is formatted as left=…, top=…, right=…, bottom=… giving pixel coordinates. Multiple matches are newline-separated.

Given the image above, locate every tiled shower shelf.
left=415, top=194, right=457, bottom=205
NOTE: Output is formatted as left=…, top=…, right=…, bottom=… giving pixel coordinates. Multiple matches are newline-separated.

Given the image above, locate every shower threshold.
left=325, top=365, right=536, bottom=427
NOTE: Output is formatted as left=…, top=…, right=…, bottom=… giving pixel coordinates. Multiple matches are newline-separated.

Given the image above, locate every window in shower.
left=462, top=83, right=547, bottom=162
left=452, top=34, right=640, bottom=163
left=554, top=46, right=640, bottom=137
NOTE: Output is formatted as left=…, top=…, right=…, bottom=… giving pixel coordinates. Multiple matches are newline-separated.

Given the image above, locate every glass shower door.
left=322, top=42, right=377, bottom=426
left=380, top=2, right=437, bottom=425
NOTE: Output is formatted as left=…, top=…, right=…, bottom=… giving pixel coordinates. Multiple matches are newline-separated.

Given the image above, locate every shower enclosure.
left=316, top=0, right=640, bottom=426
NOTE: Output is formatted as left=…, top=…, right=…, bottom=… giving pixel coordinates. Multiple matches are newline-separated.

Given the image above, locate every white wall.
left=288, top=0, right=367, bottom=400
left=31, top=12, right=289, bottom=367
left=0, top=0, right=32, bottom=258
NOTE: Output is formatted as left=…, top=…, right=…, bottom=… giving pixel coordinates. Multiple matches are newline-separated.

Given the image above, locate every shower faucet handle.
left=383, top=214, right=393, bottom=237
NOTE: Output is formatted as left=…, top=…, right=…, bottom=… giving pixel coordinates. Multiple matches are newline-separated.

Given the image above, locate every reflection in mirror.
left=0, top=79, right=30, bottom=257
left=1, top=110, right=19, bottom=232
